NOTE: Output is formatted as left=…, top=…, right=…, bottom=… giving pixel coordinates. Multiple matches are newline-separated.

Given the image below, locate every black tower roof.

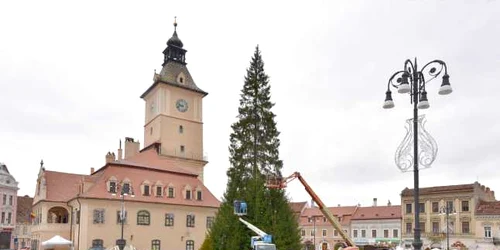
left=162, top=17, right=187, bottom=66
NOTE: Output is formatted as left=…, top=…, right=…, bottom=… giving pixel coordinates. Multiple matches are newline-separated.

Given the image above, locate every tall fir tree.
left=207, top=46, right=302, bottom=250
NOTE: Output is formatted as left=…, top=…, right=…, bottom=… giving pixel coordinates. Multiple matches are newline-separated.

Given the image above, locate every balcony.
left=31, top=223, right=70, bottom=233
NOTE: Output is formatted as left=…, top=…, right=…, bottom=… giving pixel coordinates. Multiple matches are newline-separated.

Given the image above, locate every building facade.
left=0, top=163, right=19, bottom=250
left=30, top=21, right=220, bottom=250
left=350, top=198, right=401, bottom=247
left=299, top=204, right=358, bottom=250
left=474, top=200, right=500, bottom=249
left=400, top=182, right=497, bottom=249
left=14, top=195, right=33, bottom=250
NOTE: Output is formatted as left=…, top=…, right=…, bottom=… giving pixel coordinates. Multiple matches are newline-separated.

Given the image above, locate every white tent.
left=42, top=235, right=73, bottom=249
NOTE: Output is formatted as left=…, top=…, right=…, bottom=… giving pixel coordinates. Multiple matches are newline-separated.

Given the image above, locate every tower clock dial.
left=176, top=99, right=188, bottom=112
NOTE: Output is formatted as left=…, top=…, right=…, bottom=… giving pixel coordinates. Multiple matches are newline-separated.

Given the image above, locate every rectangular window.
left=1, top=212, right=4, bottom=223
left=156, top=186, right=162, bottom=196
left=462, top=200, right=469, bottom=212
left=7, top=212, right=11, bottom=224
left=485, top=226, right=492, bottom=238
left=419, top=222, right=426, bottom=233
left=144, top=185, right=150, bottom=196
left=180, top=145, right=185, bottom=153
left=372, top=229, right=377, bottom=238
left=92, top=239, right=103, bottom=248
left=116, top=210, right=127, bottom=224
left=186, top=214, right=195, bottom=227
left=301, top=229, right=305, bottom=236
left=76, top=211, right=80, bottom=224
left=123, top=183, right=130, bottom=194
left=406, top=223, right=412, bottom=234
left=384, top=229, right=389, bottom=238
left=2, top=194, right=5, bottom=205
left=353, top=230, right=358, bottom=238
left=361, top=230, right=366, bottom=238
left=186, top=190, right=191, bottom=200
left=334, top=230, right=339, bottom=237
left=462, top=222, right=470, bottom=234
left=179, top=125, right=184, bottom=133
left=168, top=187, right=174, bottom=198
left=432, top=222, right=440, bottom=233
left=152, top=239, right=160, bottom=250
left=165, top=213, right=174, bottom=227
left=419, top=202, right=425, bottom=213
left=197, top=190, right=202, bottom=201
left=432, top=202, right=439, bottom=213
left=322, top=229, right=327, bottom=237
left=393, top=229, right=398, bottom=238
left=109, top=182, right=116, bottom=193
left=206, top=216, right=214, bottom=229
left=310, top=230, right=315, bottom=236
left=406, top=203, right=412, bottom=214
left=446, top=201, right=454, bottom=211
left=9, top=195, right=12, bottom=205
left=93, top=209, right=105, bottom=224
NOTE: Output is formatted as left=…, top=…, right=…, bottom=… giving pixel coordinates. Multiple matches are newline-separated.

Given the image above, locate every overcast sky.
left=1, top=0, right=499, bottom=207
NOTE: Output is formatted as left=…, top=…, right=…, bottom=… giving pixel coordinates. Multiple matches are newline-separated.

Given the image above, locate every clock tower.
left=140, top=19, right=208, bottom=181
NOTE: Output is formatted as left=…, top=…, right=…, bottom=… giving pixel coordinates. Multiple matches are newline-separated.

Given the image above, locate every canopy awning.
left=42, top=235, right=73, bottom=247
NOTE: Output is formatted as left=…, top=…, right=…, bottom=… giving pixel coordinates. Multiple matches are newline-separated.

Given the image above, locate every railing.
left=30, top=223, right=70, bottom=232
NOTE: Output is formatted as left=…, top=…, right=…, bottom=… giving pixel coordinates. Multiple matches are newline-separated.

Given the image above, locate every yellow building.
left=400, top=182, right=496, bottom=249
left=30, top=21, right=220, bottom=250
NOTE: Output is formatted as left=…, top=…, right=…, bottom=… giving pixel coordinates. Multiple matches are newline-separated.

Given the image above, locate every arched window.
left=186, top=240, right=194, bottom=250
left=152, top=239, right=160, bottom=250
left=137, top=210, right=150, bottom=225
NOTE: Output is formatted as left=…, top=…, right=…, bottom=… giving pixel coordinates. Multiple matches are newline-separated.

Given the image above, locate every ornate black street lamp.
left=440, top=203, right=456, bottom=250
left=112, top=184, right=135, bottom=250
left=383, top=58, right=453, bottom=250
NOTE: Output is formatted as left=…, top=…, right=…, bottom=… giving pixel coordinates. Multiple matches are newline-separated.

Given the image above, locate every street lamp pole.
left=441, top=203, right=456, bottom=250
left=112, top=184, right=134, bottom=250
left=383, top=58, right=453, bottom=250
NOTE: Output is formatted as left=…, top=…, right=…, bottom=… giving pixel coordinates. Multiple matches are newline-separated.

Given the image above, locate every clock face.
left=176, top=99, right=188, bottom=112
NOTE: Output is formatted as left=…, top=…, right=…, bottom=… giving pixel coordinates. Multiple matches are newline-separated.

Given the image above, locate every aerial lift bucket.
left=233, top=200, right=247, bottom=216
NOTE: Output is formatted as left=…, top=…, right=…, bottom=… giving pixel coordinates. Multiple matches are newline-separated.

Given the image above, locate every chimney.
left=90, top=167, right=95, bottom=174
left=337, top=204, right=341, bottom=207
left=124, top=137, right=140, bottom=159
left=388, top=200, right=392, bottom=206
left=105, top=152, right=115, bottom=163
left=117, top=139, right=123, bottom=160
left=373, top=198, right=378, bottom=207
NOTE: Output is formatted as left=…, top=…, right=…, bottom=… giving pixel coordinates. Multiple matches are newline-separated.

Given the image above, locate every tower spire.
left=162, top=16, right=187, bottom=66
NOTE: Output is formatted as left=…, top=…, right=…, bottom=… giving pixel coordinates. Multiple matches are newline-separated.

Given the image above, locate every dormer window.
left=156, top=186, right=162, bottom=197
left=168, top=187, right=175, bottom=198
left=186, top=190, right=191, bottom=200
left=196, top=190, right=202, bottom=201
left=123, top=183, right=131, bottom=194
left=144, top=185, right=150, bottom=196
left=109, top=181, right=117, bottom=193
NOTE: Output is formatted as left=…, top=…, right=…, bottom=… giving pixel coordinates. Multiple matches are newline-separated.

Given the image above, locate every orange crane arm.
left=272, top=172, right=357, bottom=248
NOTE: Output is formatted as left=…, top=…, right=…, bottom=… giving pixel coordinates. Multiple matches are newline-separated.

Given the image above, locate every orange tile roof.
left=300, top=206, right=358, bottom=226
left=44, top=170, right=87, bottom=202
left=476, top=200, right=500, bottom=215
left=38, top=147, right=220, bottom=208
left=401, top=183, right=475, bottom=196
left=351, top=205, right=401, bottom=220
left=79, top=164, right=220, bottom=208
left=289, top=201, right=307, bottom=214
left=16, top=195, right=34, bottom=223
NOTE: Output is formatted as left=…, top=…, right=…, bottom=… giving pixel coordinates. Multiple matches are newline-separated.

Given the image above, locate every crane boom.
left=239, top=217, right=269, bottom=238
left=267, top=172, right=357, bottom=247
